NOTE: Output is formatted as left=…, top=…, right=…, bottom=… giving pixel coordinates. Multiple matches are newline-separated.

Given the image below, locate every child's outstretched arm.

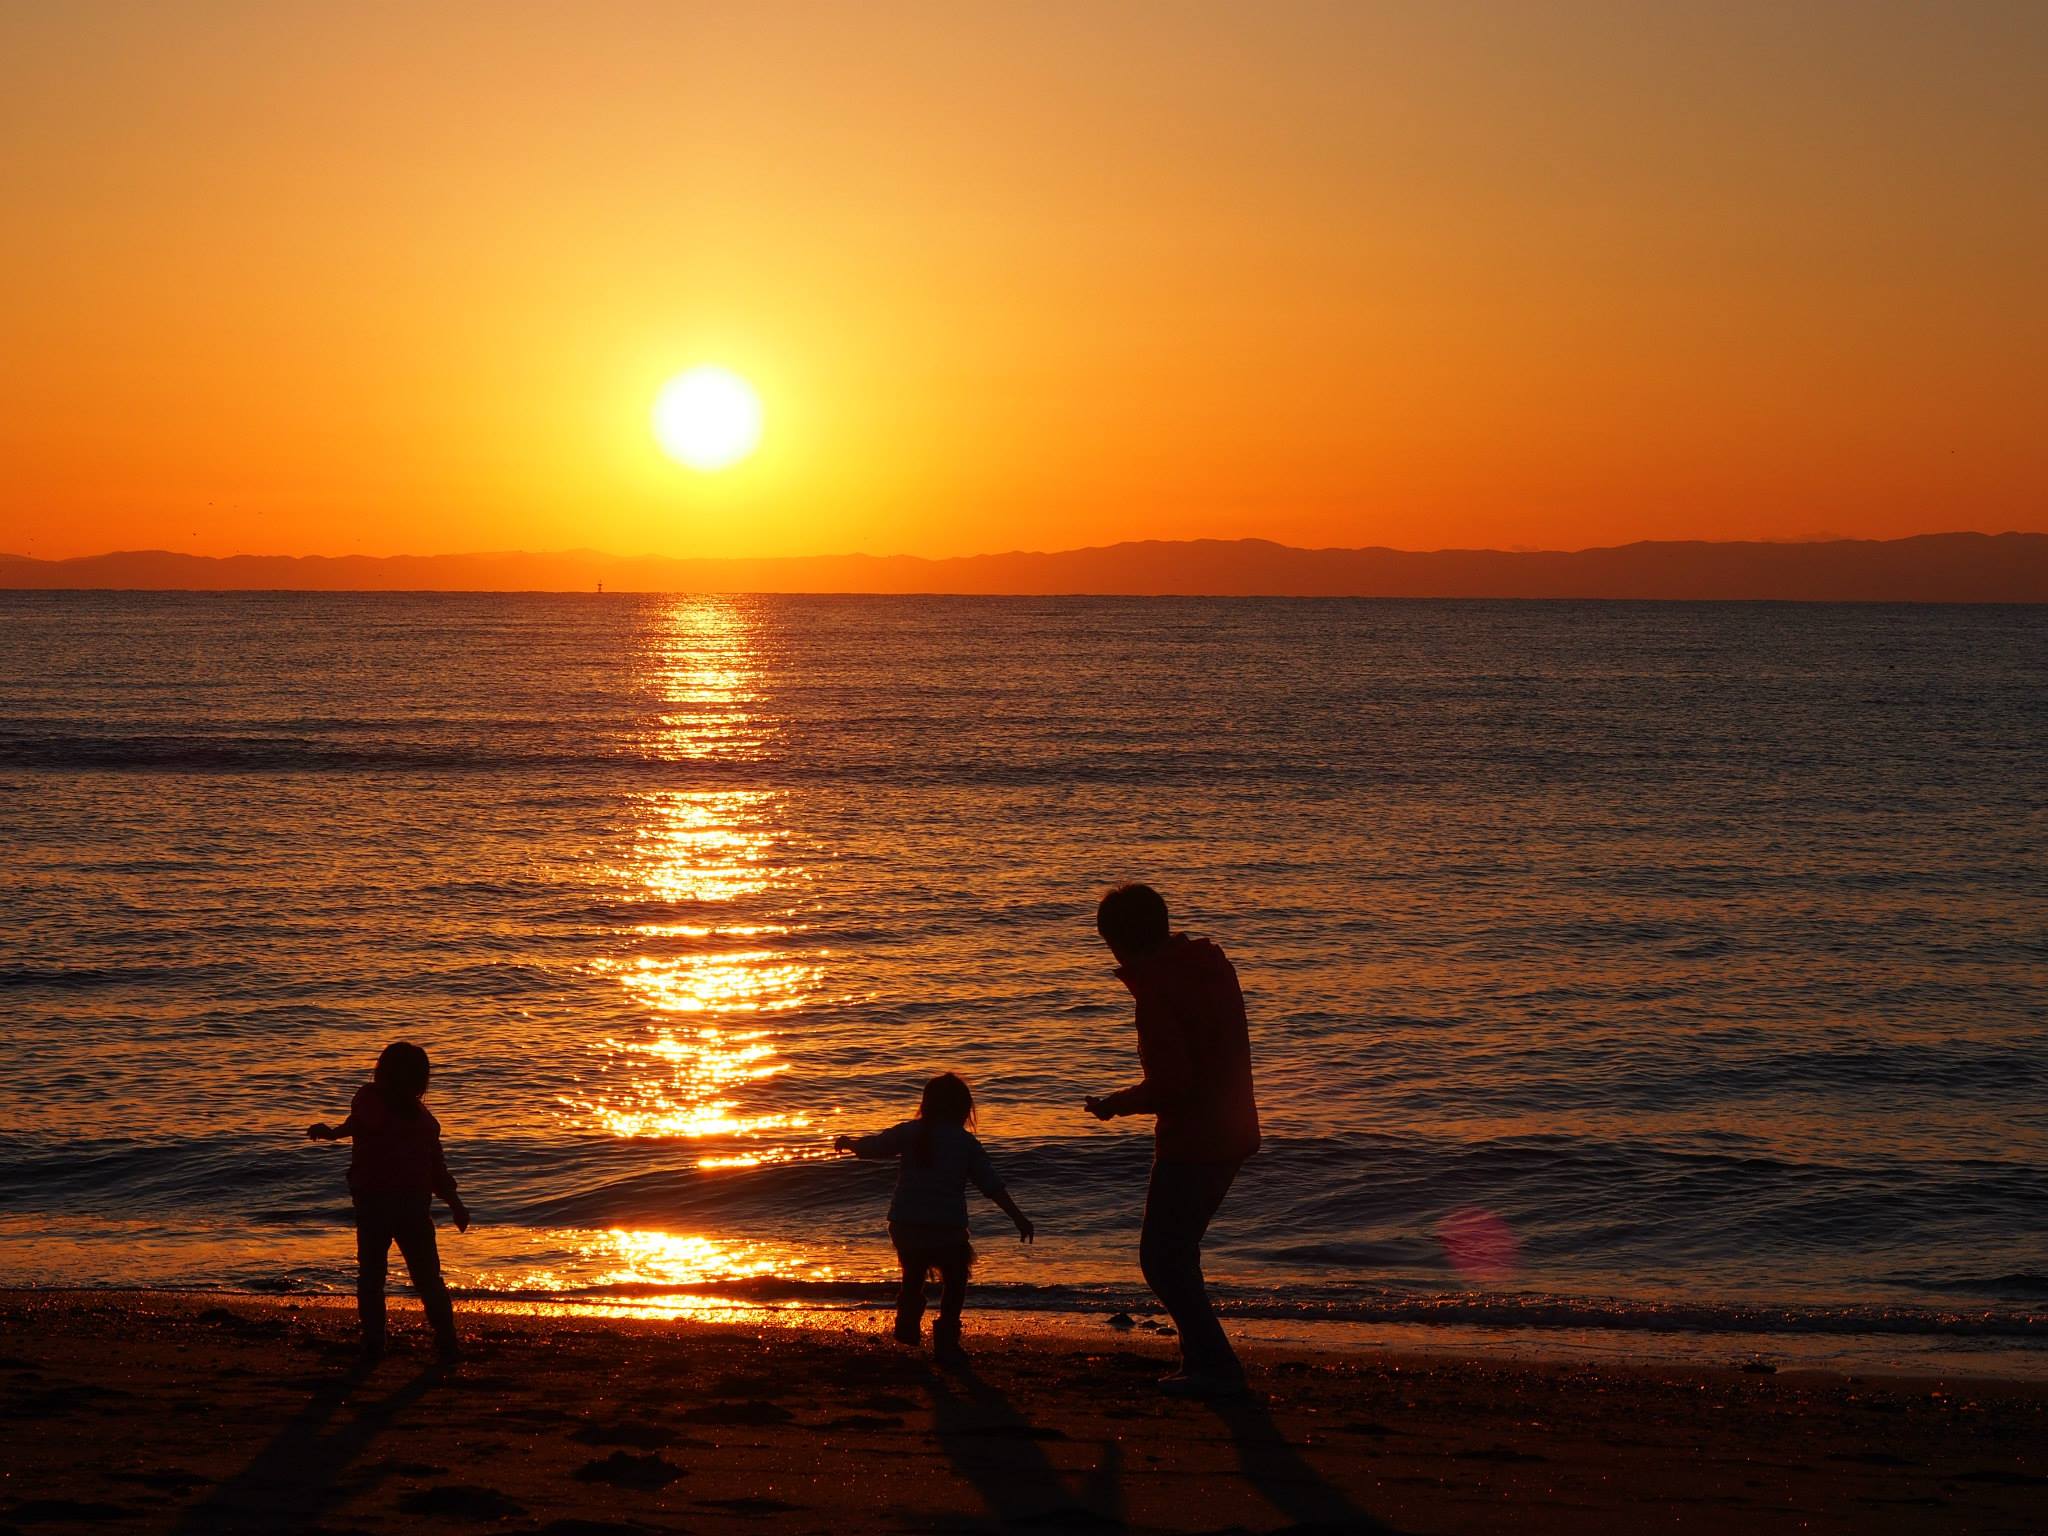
left=834, top=1125, right=911, bottom=1160
left=306, top=1112, right=356, bottom=1142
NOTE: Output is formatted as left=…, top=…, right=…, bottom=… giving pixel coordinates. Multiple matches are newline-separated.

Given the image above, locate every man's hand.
left=1014, top=1213, right=1035, bottom=1244
left=306, top=1122, right=332, bottom=1141
left=1082, top=1096, right=1115, bottom=1122
left=833, top=1133, right=856, bottom=1154
left=449, top=1198, right=472, bottom=1234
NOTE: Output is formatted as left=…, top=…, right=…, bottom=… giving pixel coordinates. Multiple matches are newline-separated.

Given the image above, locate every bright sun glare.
left=652, top=367, right=763, bottom=472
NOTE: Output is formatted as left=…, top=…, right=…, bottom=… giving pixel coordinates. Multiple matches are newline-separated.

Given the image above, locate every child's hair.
left=374, top=1040, right=432, bottom=1117
left=913, top=1072, right=975, bottom=1166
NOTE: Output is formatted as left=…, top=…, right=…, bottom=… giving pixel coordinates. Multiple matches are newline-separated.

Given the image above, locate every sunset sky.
left=4, top=1, right=2044, bottom=561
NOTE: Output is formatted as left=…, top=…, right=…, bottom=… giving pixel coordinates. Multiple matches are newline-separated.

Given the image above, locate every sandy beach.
left=3, top=1291, right=2043, bottom=1534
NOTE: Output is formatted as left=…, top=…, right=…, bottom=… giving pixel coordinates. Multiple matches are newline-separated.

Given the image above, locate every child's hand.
left=449, top=1198, right=471, bottom=1234
left=1014, top=1214, right=1035, bottom=1245
left=306, top=1122, right=331, bottom=1141
left=833, top=1134, right=855, bottom=1154
left=1082, top=1097, right=1115, bottom=1122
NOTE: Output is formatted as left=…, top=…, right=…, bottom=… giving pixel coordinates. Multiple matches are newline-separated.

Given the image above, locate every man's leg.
left=390, top=1198, right=457, bottom=1352
left=353, top=1197, right=393, bottom=1355
left=1139, top=1159, right=1242, bottom=1382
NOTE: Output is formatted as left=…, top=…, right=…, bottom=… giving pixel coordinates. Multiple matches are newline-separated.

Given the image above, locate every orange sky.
left=3, top=1, right=2044, bottom=560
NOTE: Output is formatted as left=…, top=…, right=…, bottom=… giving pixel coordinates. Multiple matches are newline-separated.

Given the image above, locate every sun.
left=652, top=367, right=763, bottom=471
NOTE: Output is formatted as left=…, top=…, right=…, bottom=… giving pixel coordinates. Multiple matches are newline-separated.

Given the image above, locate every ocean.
left=3, top=592, right=2044, bottom=1365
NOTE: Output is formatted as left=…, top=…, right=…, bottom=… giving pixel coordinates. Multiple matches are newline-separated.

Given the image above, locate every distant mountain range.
left=3, top=532, right=2045, bottom=601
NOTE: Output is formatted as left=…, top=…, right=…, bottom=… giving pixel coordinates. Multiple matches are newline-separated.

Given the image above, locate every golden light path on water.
left=507, top=1228, right=840, bottom=1322
left=530, top=599, right=837, bottom=1304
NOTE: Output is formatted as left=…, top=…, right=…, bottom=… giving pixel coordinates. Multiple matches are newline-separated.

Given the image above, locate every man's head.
left=1096, top=882, right=1170, bottom=965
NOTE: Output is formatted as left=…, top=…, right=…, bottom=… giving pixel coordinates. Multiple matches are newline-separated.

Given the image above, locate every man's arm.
left=1086, top=1001, right=1195, bottom=1120
left=1087, top=1079, right=1156, bottom=1119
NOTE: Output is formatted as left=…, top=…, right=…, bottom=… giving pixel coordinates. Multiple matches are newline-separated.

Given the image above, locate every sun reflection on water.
left=603, top=951, right=819, bottom=1015
left=579, top=1026, right=806, bottom=1142
left=584, top=1227, right=833, bottom=1288
left=571, top=598, right=822, bottom=1185
left=627, top=790, right=792, bottom=905
left=473, top=1228, right=840, bottom=1324
left=637, top=598, right=770, bottom=763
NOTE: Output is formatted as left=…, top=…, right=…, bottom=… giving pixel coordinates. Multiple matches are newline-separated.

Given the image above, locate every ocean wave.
left=0, top=734, right=638, bottom=775
left=1881, top=1270, right=2048, bottom=1301
left=0, top=730, right=1427, bottom=787
left=11, top=1130, right=2043, bottom=1288
left=0, top=962, right=249, bottom=991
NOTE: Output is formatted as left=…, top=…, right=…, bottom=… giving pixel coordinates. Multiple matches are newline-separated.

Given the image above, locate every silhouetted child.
left=308, top=1040, right=470, bottom=1361
left=835, top=1072, right=1032, bottom=1363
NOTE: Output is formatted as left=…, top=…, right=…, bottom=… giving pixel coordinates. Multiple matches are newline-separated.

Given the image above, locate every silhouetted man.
left=1084, top=883, right=1260, bottom=1397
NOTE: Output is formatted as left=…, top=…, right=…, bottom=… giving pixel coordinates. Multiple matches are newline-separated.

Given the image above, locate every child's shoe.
left=932, top=1320, right=968, bottom=1367
left=892, top=1318, right=921, bottom=1347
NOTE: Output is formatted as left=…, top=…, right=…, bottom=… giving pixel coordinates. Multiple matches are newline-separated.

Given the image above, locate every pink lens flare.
left=1435, top=1207, right=1521, bottom=1283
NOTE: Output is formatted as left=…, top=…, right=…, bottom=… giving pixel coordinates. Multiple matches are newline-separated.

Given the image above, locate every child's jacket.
left=849, top=1120, right=1004, bottom=1229
left=344, top=1084, right=460, bottom=1203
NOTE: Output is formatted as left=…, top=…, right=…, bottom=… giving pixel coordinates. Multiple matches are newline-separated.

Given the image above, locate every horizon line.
left=7, top=530, right=2043, bottom=601
left=4, top=528, right=2039, bottom=566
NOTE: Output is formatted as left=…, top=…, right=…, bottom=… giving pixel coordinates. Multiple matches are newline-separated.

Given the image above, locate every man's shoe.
left=892, top=1320, right=922, bottom=1347
left=1156, top=1369, right=1249, bottom=1400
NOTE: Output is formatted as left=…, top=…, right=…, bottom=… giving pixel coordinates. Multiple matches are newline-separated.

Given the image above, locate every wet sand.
left=3, top=1291, right=2043, bottom=1534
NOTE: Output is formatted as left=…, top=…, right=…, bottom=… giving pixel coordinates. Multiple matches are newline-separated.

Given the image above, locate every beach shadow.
left=169, top=1360, right=443, bottom=1533
left=925, top=1361, right=1122, bottom=1530
left=1206, top=1392, right=1396, bottom=1535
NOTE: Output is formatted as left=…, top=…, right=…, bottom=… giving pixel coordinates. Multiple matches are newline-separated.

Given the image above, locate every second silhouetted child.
left=836, top=1072, right=1032, bottom=1363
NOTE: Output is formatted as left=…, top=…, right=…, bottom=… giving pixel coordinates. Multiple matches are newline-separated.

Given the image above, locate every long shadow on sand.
left=169, top=1360, right=442, bottom=1533
left=926, top=1363, right=1123, bottom=1530
left=1205, top=1392, right=1398, bottom=1536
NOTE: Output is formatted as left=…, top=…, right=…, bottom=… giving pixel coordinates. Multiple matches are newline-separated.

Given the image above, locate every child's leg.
left=935, top=1245, right=969, bottom=1328
left=353, top=1197, right=393, bottom=1350
left=892, top=1241, right=928, bottom=1340
left=931, top=1242, right=971, bottom=1358
left=390, top=1198, right=456, bottom=1347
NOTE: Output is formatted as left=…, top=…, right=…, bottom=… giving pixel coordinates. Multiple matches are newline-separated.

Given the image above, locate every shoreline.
left=6, top=1290, right=2045, bottom=1533
left=14, top=1277, right=2047, bottom=1383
